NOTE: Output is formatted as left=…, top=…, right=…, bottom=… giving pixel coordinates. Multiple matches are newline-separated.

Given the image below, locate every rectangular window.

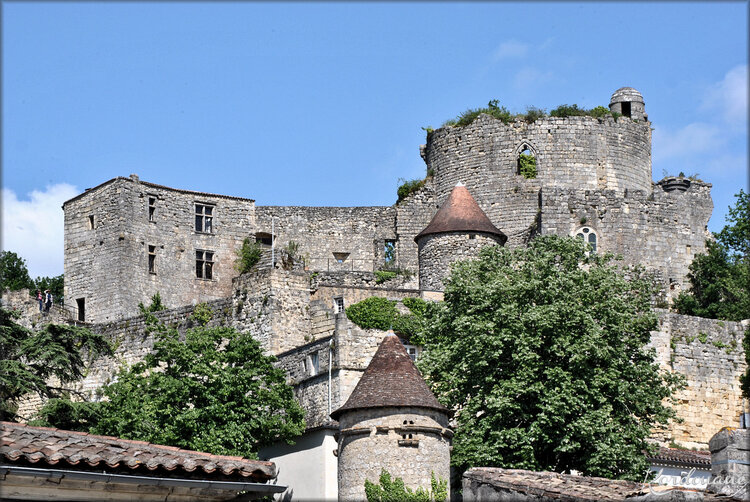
left=384, top=240, right=396, bottom=264
left=148, top=197, right=156, bottom=222
left=404, top=344, right=420, bottom=362
left=148, top=245, right=156, bottom=274
left=306, top=353, right=319, bottom=376
left=196, top=250, right=214, bottom=279
left=88, top=215, right=95, bottom=229
left=76, top=298, right=85, bottom=322
left=195, top=204, right=214, bottom=233
left=334, top=296, right=345, bottom=314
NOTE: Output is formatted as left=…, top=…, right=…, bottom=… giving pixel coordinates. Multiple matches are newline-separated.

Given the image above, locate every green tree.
left=33, top=274, right=64, bottom=302
left=417, top=236, right=683, bottom=480
left=0, top=307, right=112, bottom=421
left=87, top=313, right=305, bottom=458
left=235, top=237, right=263, bottom=273
left=741, top=327, right=750, bottom=400
left=0, top=251, right=34, bottom=292
left=674, top=190, right=750, bottom=321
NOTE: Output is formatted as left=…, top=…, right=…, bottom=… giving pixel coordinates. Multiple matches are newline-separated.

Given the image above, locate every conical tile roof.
left=414, top=183, right=506, bottom=243
left=330, top=333, right=448, bottom=420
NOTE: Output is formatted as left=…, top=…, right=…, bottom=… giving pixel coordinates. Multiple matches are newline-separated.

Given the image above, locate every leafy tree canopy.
left=0, top=251, right=34, bottom=292
left=0, top=307, right=112, bottom=421
left=59, top=313, right=306, bottom=458
left=674, top=190, right=750, bottom=321
left=417, top=236, right=683, bottom=481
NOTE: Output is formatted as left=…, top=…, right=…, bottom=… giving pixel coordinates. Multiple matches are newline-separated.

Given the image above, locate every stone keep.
left=331, top=333, right=452, bottom=500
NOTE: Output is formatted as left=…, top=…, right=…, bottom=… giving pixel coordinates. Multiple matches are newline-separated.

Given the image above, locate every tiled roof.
left=0, top=421, right=275, bottom=482
left=330, top=333, right=448, bottom=420
left=647, top=446, right=711, bottom=467
left=415, top=183, right=506, bottom=242
left=463, top=467, right=723, bottom=501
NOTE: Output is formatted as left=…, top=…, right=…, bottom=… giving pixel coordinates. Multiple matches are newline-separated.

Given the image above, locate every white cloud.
left=2, top=183, right=78, bottom=279
left=652, top=122, right=722, bottom=162
left=492, top=40, right=529, bottom=61
left=701, top=64, right=748, bottom=126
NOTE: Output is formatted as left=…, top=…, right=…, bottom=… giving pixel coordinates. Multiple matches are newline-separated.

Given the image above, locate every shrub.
left=365, top=469, right=447, bottom=502
left=191, top=302, right=214, bottom=326
left=522, top=106, right=546, bottom=124
left=374, top=270, right=398, bottom=284
left=518, top=153, right=537, bottom=179
left=236, top=237, right=263, bottom=273
left=346, top=297, right=398, bottom=332
left=139, top=292, right=166, bottom=313
left=397, top=178, right=427, bottom=203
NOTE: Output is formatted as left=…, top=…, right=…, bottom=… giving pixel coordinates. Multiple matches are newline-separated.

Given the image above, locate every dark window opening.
left=517, top=146, right=537, bottom=179
left=333, top=252, right=349, bottom=263
left=621, top=102, right=631, bottom=117
left=575, top=227, right=597, bottom=252
left=195, top=204, right=214, bottom=233
left=256, top=232, right=273, bottom=247
left=196, top=250, right=214, bottom=279
left=88, top=215, right=95, bottom=230
left=76, top=298, right=85, bottom=322
left=334, top=296, right=345, bottom=313
left=148, top=197, right=156, bottom=222
left=384, top=240, right=396, bottom=265
left=148, top=245, right=156, bottom=274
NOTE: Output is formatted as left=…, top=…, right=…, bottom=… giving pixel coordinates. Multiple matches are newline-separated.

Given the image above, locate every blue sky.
left=2, top=2, right=748, bottom=278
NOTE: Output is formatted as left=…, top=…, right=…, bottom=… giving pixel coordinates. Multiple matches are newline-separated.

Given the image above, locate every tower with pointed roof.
left=331, top=333, right=452, bottom=500
left=415, top=182, right=507, bottom=294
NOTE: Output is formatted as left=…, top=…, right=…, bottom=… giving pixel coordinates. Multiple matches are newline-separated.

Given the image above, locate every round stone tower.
left=331, top=333, right=452, bottom=501
left=415, top=183, right=507, bottom=293
left=609, top=87, right=647, bottom=121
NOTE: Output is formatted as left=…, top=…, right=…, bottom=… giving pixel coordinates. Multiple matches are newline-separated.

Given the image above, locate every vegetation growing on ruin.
left=365, top=469, right=447, bottom=502
left=518, top=152, right=537, bottom=179
left=416, top=236, right=685, bottom=480
left=397, top=177, right=427, bottom=204
left=345, top=296, right=429, bottom=341
left=0, top=307, right=112, bottom=421
left=235, top=237, right=263, bottom=273
left=138, top=291, right=166, bottom=312
left=440, top=101, right=623, bottom=129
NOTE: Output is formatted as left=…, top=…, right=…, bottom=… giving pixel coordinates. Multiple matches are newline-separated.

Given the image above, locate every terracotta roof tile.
left=415, top=183, right=506, bottom=243
left=647, top=446, right=711, bottom=466
left=0, top=421, right=275, bottom=482
left=330, top=333, right=448, bottom=420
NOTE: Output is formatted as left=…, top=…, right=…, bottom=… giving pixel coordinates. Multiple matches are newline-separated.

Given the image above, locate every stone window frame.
left=333, top=296, right=345, bottom=314
left=148, top=196, right=157, bottom=223
left=384, top=239, right=396, bottom=265
left=88, top=215, right=95, bottom=230
left=195, top=249, right=215, bottom=280
left=148, top=245, right=156, bottom=274
left=514, top=140, right=538, bottom=178
left=305, top=352, right=319, bottom=376
left=332, top=252, right=349, bottom=264
left=194, top=202, right=215, bottom=234
left=572, top=226, right=598, bottom=252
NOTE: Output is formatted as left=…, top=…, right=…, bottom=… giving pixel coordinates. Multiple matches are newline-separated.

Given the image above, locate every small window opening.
left=195, top=204, right=214, bottom=233
left=384, top=240, right=396, bottom=265
left=88, top=215, right=95, bottom=229
left=333, top=252, right=349, bottom=263
left=469, top=234, right=476, bottom=240
left=76, top=298, right=85, bottom=322
left=621, top=102, right=632, bottom=117
left=256, top=232, right=273, bottom=247
left=334, top=296, right=345, bottom=314
left=517, top=146, right=537, bottom=179
left=148, top=197, right=156, bottom=222
left=196, top=250, right=214, bottom=279
left=306, top=353, right=319, bottom=376
left=403, top=344, right=420, bottom=362
left=575, top=227, right=597, bottom=252
left=148, top=245, right=156, bottom=274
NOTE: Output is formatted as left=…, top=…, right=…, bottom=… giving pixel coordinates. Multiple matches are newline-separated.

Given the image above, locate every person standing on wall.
left=44, top=290, right=52, bottom=313
left=36, top=290, right=43, bottom=312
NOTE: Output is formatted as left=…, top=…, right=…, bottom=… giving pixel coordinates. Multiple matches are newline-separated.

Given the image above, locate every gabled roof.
left=414, top=183, right=506, bottom=243
left=330, top=333, right=448, bottom=420
left=647, top=446, right=711, bottom=468
left=0, top=421, right=275, bottom=482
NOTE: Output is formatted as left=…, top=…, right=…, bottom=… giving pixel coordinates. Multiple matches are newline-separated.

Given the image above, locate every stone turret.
left=331, top=333, right=452, bottom=500
left=415, top=183, right=506, bottom=294
left=609, top=86, right=647, bottom=121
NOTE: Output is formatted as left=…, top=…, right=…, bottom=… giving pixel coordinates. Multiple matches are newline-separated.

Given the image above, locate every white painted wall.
left=259, top=428, right=338, bottom=501
left=649, top=466, right=711, bottom=490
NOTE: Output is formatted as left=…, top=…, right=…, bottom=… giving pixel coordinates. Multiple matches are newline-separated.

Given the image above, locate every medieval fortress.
left=10, top=87, right=746, bottom=499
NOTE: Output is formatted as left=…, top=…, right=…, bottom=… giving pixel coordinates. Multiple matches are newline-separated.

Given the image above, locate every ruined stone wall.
left=64, top=176, right=255, bottom=323
left=255, top=206, right=396, bottom=273
left=649, top=312, right=748, bottom=448
left=337, top=406, right=452, bottom=500
left=541, top=181, right=713, bottom=294
left=417, top=232, right=504, bottom=292
left=394, top=180, right=436, bottom=288
left=424, top=114, right=652, bottom=246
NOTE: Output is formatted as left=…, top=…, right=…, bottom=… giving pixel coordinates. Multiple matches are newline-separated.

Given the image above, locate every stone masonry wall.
left=417, top=232, right=505, bottom=292
left=394, top=180, right=436, bottom=288
left=337, top=407, right=452, bottom=500
left=541, top=181, right=713, bottom=294
left=64, top=176, right=255, bottom=323
left=255, top=206, right=396, bottom=273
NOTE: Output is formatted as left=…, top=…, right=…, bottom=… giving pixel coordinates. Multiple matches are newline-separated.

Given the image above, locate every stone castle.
left=30, top=87, right=745, bottom=499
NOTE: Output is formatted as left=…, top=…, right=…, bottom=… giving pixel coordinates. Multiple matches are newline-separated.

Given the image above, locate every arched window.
left=574, top=226, right=597, bottom=252
left=515, top=143, right=537, bottom=179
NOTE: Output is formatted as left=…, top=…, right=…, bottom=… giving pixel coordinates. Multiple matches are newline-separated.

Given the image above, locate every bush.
left=443, top=99, right=513, bottom=128
left=518, top=153, right=537, bottom=179
left=346, top=296, right=428, bottom=340
left=397, top=178, right=427, bottom=203
left=365, top=469, right=447, bottom=502
left=138, top=292, right=166, bottom=313
left=236, top=237, right=263, bottom=273
left=374, top=270, right=398, bottom=284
